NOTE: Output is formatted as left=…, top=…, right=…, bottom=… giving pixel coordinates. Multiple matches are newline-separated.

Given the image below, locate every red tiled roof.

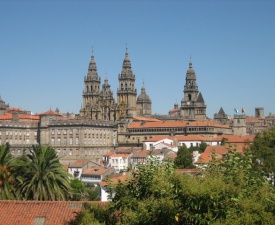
left=196, top=144, right=246, bottom=164
left=8, top=107, right=25, bottom=112
left=145, top=135, right=207, bottom=142
left=213, top=134, right=255, bottom=143
left=132, top=150, right=150, bottom=157
left=0, top=112, right=39, bottom=121
left=128, top=119, right=230, bottom=129
left=0, top=200, right=84, bottom=225
left=133, top=116, right=161, bottom=122
left=99, top=174, right=130, bottom=187
left=246, top=116, right=264, bottom=123
left=82, top=166, right=113, bottom=175
left=68, top=159, right=90, bottom=168
left=38, top=109, right=59, bottom=116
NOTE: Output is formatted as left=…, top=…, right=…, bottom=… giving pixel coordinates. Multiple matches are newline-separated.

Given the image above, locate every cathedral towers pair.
left=80, top=49, right=152, bottom=121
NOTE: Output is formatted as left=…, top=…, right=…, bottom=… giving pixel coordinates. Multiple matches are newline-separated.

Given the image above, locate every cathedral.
left=79, top=48, right=206, bottom=123
left=79, top=48, right=152, bottom=121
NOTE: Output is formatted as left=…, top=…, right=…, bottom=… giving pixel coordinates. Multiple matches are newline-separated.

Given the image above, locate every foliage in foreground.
left=0, top=144, right=71, bottom=200
left=72, top=149, right=275, bottom=225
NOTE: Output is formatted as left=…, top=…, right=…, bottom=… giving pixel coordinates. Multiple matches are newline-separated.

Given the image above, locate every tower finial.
left=189, top=55, right=193, bottom=68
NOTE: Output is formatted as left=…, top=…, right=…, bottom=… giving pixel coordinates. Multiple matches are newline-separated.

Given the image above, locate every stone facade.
left=0, top=101, right=117, bottom=165
left=181, top=59, right=207, bottom=121
left=80, top=48, right=149, bottom=122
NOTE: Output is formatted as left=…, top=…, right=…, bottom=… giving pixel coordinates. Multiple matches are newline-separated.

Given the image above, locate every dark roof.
left=196, top=92, right=205, bottom=104
left=218, top=107, right=226, bottom=116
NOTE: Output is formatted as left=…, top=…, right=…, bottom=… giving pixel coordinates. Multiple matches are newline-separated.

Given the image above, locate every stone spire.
left=120, top=47, right=134, bottom=78
left=80, top=50, right=101, bottom=119
left=180, top=59, right=206, bottom=121
left=117, top=48, right=137, bottom=118
left=87, top=51, right=99, bottom=80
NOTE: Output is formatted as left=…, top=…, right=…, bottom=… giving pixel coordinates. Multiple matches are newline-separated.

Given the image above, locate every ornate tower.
left=117, top=48, right=137, bottom=118
left=136, top=83, right=152, bottom=116
left=180, top=59, right=206, bottom=121
left=99, top=76, right=116, bottom=121
left=80, top=51, right=101, bottom=119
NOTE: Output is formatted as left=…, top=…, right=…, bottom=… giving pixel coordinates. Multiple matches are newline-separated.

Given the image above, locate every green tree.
left=86, top=185, right=100, bottom=201
left=174, top=145, right=195, bottom=168
left=70, top=178, right=85, bottom=201
left=71, top=148, right=275, bottom=225
left=15, top=145, right=71, bottom=200
left=0, top=143, right=17, bottom=199
left=250, top=126, right=275, bottom=185
left=199, top=142, right=208, bottom=153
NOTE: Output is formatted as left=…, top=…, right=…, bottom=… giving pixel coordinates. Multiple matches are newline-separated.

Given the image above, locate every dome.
left=137, top=84, right=151, bottom=103
left=187, top=59, right=195, bottom=74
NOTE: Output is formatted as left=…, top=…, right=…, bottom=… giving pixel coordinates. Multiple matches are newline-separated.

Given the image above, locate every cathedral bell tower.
left=80, top=51, right=101, bottom=119
left=117, top=48, right=137, bottom=118
left=181, top=59, right=206, bottom=121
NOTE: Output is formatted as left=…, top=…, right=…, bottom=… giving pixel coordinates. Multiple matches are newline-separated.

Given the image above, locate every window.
left=69, top=138, right=73, bottom=145
left=63, top=149, right=66, bottom=156
left=69, top=149, right=73, bottom=156
left=76, top=137, right=79, bottom=145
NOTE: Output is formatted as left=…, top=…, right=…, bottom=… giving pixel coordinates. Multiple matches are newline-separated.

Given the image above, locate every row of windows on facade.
left=0, top=130, right=37, bottom=136
left=0, top=139, right=37, bottom=145
left=130, top=127, right=215, bottom=133
left=0, top=124, right=32, bottom=128
left=56, top=149, right=109, bottom=156
left=111, top=158, right=127, bottom=164
left=7, top=148, right=109, bottom=157
left=51, top=129, right=113, bottom=135
left=51, top=137, right=110, bottom=145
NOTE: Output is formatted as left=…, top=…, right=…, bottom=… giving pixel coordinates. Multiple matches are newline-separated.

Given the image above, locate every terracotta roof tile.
left=196, top=144, right=246, bottom=164
left=82, top=166, right=113, bottom=175
left=132, top=150, right=150, bottom=157
left=68, top=160, right=91, bottom=168
left=214, top=134, right=255, bottom=143
left=133, top=116, right=161, bottom=122
left=128, top=119, right=230, bottom=129
left=145, top=135, right=207, bottom=142
left=0, top=200, right=85, bottom=225
left=99, top=174, right=130, bottom=187
left=38, top=109, right=59, bottom=116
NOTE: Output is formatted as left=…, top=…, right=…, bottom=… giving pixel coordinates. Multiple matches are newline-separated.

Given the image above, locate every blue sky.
left=1, top=0, right=275, bottom=118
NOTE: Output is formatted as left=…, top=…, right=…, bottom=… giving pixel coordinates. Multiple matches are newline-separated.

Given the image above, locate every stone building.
left=180, top=59, right=207, bottom=121
left=136, top=83, right=152, bottom=116
left=0, top=99, right=117, bottom=165
left=80, top=48, right=149, bottom=121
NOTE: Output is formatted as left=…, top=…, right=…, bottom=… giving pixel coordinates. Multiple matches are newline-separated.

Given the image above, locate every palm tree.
left=0, top=143, right=16, bottom=199
left=15, top=145, right=71, bottom=200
